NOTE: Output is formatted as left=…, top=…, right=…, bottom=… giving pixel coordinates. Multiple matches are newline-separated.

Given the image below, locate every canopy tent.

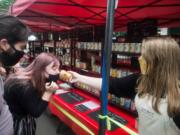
left=9, top=0, right=180, bottom=32
left=22, top=19, right=71, bottom=32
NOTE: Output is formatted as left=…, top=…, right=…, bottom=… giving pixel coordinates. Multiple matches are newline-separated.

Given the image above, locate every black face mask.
left=46, top=74, right=59, bottom=83
left=0, top=48, right=24, bottom=67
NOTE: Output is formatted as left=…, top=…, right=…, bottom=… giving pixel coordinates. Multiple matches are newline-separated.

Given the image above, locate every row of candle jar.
left=75, top=59, right=87, bottom=69
left=75, top=82, right=100, bottom=96
left=92, top=64, right=134, bottom=78
left=76, top=42, right=101, bottom=50
left=76, top=42, right=141, bottom=53
left=44, top=41, right=54, bottom=47
left=57, top=39, right=71, bottom=48
left=117, top=55, right=132, bottom=65
left=112, top=43, right=141, bottom=53
left=108, top=94, right=136, bottom=112
left=110, top=69, right=133, bottom=78
left=61, top=54, right=71, bottom=66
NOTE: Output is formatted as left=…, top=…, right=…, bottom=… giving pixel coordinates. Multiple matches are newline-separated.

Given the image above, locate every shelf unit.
left=73, top=42, right=140, bottom=77
left=57, top=41, right=140, bottom=115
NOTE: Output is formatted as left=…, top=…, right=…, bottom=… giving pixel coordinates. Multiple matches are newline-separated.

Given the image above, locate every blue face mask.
left=46, top=74, right=59, bottom=83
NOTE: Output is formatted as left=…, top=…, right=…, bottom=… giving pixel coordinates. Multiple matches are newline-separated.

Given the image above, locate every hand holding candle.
left=59, top=70, right=73, bottom=82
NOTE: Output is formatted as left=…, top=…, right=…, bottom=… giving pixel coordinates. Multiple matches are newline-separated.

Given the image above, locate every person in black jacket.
left=0, top=15, right=30, bottom=135
left=4, top=53, right=60, bottom=135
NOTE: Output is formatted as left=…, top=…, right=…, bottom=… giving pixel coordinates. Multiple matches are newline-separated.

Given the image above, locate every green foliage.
left=0, top=0, right=14, bottom=14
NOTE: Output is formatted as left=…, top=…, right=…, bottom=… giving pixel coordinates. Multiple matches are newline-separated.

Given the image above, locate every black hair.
left=0, top=15, right=30, bottom=46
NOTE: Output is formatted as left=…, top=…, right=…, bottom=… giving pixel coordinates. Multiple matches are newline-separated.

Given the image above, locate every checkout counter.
left=48, top=81, right=138, bottom=135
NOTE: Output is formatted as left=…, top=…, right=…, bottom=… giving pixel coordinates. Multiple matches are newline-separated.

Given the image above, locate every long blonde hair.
left=137, top=37, right=180, bottom=117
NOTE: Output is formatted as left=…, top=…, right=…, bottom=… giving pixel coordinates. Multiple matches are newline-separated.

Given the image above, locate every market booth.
left=10, top=0, right=180, bottom=135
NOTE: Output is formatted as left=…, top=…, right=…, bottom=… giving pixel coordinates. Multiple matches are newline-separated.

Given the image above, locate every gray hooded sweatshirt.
left=0, top=76, right=13, bottom=135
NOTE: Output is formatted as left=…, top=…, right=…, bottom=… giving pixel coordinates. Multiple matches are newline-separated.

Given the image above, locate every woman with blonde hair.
left=135, top=37, right=180, bottom=135
left=4, top=53, right=60, bottom=135
left=68, top=37, right=180, bottom=135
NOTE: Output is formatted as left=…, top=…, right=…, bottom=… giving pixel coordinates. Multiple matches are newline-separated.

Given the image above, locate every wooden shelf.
left=75, top=48, right=140, bottom=56
left=59, top=47, right=70, bottom=49
left=112, top=51, right=140, bottom=56
left=75, top=48, right=100, bottom=53
left=73, top=67, right=101, bottom=77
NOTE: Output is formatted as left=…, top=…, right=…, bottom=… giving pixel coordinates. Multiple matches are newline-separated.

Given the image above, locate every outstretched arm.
left=68, top=71, right=102, bottom=90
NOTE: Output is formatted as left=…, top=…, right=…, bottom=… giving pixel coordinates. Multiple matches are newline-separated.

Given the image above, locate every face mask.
left=46, top=74, right=59, bottom=83
left=138, top=56, right=148, bottom=75
left=0, top=48, right=24, bottom=67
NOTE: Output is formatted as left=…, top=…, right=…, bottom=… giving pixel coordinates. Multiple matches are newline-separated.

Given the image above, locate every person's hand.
left=42, top=91, right=52, bottom=102
left=0, top=66, right=6, bottom=76
left=59, top=70, right=72, bottom=82
left=42, top=82, right=58, bottom=102
left=67, top=71, right=81, bottom=83
left=45, top=81, right=59, bottom=92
